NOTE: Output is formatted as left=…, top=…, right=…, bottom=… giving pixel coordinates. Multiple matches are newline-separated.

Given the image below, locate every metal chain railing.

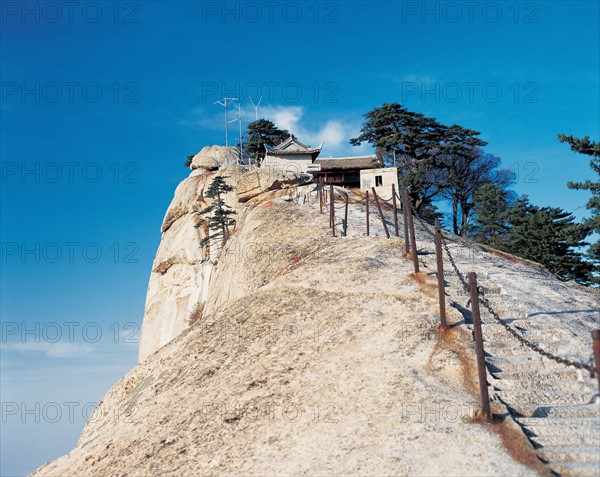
left=305, top=183, right=600, bottom=418
left=477, top=287, right=596, bottom=374
left=441, top=232, right=596, bottom=375
left=307, top=182, right=598, bottom=380
left=406, top=203, right=597, bottom=376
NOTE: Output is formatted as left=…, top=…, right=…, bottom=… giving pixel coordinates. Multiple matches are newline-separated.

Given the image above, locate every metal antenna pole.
left=248, top=96, right=262, bottom=121
left=224, top=102, right=228, bottom=146
left=238, top=102, right=242, bottom=161
left=214, top=97, right=238, bottom=147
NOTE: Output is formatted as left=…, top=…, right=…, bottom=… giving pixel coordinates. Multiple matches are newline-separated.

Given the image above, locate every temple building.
left=313, top=155, right=383, bottom=188
left=262, top=136, right=323, bottom=173
left=263, top=136, right=394, bottom=192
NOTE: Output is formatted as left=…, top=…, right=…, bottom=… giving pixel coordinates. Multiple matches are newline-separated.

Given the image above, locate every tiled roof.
left=315, top=155, right=383, bottom=171
left=268, top=148, right=322, bottom=155
left=273, top=136, right=311, bottom=151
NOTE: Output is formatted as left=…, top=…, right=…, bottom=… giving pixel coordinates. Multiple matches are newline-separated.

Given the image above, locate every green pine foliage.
left=469, top=184, right=511, bottom=247
left=350, top=103, right=489, bottom=216
left=558, top=134, right=600, bottom=272
left=184, top=154, right=195, bottom=168
left=470, top=192, right=594, bottom=286
left=196, top=176, right=236, bottom=248
left=244, top=119, right=291, bottom=165
left=350, top=103, right=448, bottom=211
left=503, top=197, right=593, bottom=284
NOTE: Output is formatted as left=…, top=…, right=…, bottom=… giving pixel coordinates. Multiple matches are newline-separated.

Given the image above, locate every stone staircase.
left=486, top=347, right=599, bottom=475
left=438, top=238, right=600, bottom=476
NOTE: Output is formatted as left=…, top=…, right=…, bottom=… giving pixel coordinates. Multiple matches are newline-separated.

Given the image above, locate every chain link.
left=403, top=202, right=597, bottom=376
left=477, top=290, right=596, bottom=375
left=438, top=228, right=596, bottom=376
left=313, top=189, right=597, bottom=376
left=441, top=235, right=471, bottom=294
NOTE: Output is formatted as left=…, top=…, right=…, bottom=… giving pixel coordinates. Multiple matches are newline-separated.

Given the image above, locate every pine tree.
left=439, top=148, right=514, bottom=236
left=469, top=184, right=511, bottom=247
left=196, top=176, right=236, bottom=248
left=558, top=134, right=599, bottom=273
left=245, top=119, right=291, bottom=165
left=184, top=154, right=195, bottom=168
left=350, top=103, right=487, bottom=212
left=350, top=103, right=445, bottom=210
left=503, top=197, right=593, bottom=284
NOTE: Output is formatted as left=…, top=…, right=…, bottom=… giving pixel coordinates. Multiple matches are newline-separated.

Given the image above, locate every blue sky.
left=1, top=1, right=599, bottom=475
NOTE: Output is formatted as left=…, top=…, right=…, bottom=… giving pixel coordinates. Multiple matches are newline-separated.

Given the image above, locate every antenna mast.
left=226, top=101, right=244, bottom=163
left=235, top=102, right=243, bottom=161
left=214, top=97, right=238, bottom=146
left=248, top=96, right=262, bottom=121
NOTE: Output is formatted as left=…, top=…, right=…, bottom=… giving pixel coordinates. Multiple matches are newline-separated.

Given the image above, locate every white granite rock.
left=237, top=166, right=312, bottom=202
left=190, top=145, right=239, bottom=170
left=139, top=148, right=244, bottom=363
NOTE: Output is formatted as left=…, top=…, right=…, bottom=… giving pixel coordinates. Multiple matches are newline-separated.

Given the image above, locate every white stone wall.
left=360, top=167, right=399, bottom=200
left=262, top=153, right=313, bottom=174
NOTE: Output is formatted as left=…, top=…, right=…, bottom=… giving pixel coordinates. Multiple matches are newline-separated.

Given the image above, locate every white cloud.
left=3, top=342, right=94, bottom=358
left=307, top=120, right=345, bottom=150
left=179, top=106, right=222, bottom=131
left=262, top=105, right=304, bottom=132
left=182, top=102, right=376, bottom=157
left=260, top=105, right=374, bottom=157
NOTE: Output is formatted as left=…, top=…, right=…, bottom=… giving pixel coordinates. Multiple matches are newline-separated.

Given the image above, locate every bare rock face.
left=140, top=213, right=213, bottom=361
left=190, top=145, right=239, bottom=170
left=192, top=155, right=220, bottom=171
left=139, top=146, right=242, bottom=363
left=160, top=170, right=205, bottom=233
left=140, top=147, right=318, bottom=364
left=237, top=167, right=313, bottom=202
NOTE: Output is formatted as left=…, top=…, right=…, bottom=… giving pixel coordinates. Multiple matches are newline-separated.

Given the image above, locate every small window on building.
left=375, top=175, right=383, bottom=187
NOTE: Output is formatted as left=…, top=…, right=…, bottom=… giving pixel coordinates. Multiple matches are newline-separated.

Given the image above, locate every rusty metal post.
left=366, top=191, right=370, bottom=236
left=344, top=194, right=349, bottom=237
left=404, top=191, right=419, bottom=273
left=434, top=220, right=447, bottom=329
left=392, top=184, right=399, bottom=237
left=469, top=272, right=491, bottom=418
left=329, top=184, right=333, bottom=225
left=330, top=185, right=336, bottom=237
left=371, top=187, right=390, bottom=239
left=592, top=330, right=600, bottom=394
left=319, top=177, right=325, bottom=213
left=402, top=188, right=410, bottom=254
left=319, top=177, right=323, bottom=214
